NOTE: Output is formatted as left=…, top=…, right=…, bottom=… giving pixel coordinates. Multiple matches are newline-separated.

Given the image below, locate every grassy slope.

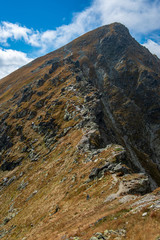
left=0, top=23, right=160, bottom=240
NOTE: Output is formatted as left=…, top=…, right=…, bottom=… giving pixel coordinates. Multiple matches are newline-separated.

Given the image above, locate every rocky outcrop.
left=68, top=23, right=160, bottom=188
left=18, top=85, right=35, bottom=104
left=1, top=158, right=23, bottom=171
left=0, top=122, right=13, bottom=152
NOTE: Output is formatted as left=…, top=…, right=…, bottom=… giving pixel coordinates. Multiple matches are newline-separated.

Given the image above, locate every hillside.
left=0, top=23, right=160, bottom=240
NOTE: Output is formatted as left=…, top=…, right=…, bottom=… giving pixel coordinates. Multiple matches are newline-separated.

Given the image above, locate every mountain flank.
left=0, top=23, right=160, bottom=240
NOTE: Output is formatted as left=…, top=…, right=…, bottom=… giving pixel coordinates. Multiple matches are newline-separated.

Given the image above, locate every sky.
left=0, top=0, right=160, bottom=79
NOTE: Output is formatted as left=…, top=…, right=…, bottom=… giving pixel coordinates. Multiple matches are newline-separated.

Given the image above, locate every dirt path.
left=104, top=174, right=127, bottom=203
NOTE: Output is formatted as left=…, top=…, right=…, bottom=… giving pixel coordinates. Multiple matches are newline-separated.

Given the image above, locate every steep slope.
left=0, top=23, right=160, bottom=240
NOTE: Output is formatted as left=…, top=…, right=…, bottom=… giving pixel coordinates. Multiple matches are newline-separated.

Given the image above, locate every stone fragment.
left=18, top=180, right=28, bottom=190
left=142, top=212, right=148, bottom=217
left=26, top=190, right=38, bottom=201
left=36, top=78, right=45, bottom=87
left=18, top=85, right=34, bottom=104
left=35, top=99, right=45, bottom=108
left=1, top=158, right=23, bottom=171
left=27, top=111, right=37, bottom=120
left=89, top=168, right=100, bottom=180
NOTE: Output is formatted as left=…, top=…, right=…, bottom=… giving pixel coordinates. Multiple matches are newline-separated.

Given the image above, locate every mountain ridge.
left=0, top=22, right=160, bottom=240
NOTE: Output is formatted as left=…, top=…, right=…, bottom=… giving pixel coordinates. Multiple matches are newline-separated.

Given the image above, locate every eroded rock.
left=1, top=158, right=23, bottom=171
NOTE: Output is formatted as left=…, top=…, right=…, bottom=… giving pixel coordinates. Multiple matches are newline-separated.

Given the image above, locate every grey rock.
left=18, top=180, right=28, bottom=190
left=2, top=177, right=8, bottom=184
left=84, top=95, right=93, bottom=103
left=100, top=162, right=111, bottom=171
left=3, top=210, right=18, bottom=225
left=72, top=174, right=77, bottom=182
left=11, top=92, right=19, bottom=100
left=76, top=76, right=81, bottom=82
left=113, top=163, right=129, bottom=175
left=18, top=172, right=24, bottom=178
left=44, top=73, right=49, bottom=80
left=119, top=195, right=137, bottom=204
left=95, top=232, right=106, bottom=239
left=27, top=111, right=37, bottom=120
left=0, top=122, right=13, bottom=152
left=63, top=111, right=74, bottom=121
left=36, top=78, right=45, bottom=87
left=3, top=216, right=11, bottom=225
left=54, top=205, right=60, bottom=214
left=123, top=174, right=151, bottom=194
left=89, top=168, right=100, bottom=180
left=20, top=135, right=26, bottom=141
left=14, top=108, right=28, bottom=118
left=37, top=91, right=44, bottom=96
left=0, top=229, right=8, bottom=238
left=6, top=176, right=16, bottom=186
left=49, top=61, right=61, bottom=74
left=18, top=85, right=34, bottom=104
left=15, top=125, right=23, bottom=135
left=75, top=60, right=80, bottom=68
left=50, top=76, right=59, bottom=86
left=61, top=87, right=66, bottom=93
left=26, top=190, right=38, bottom=201
left=60, top=127, right=72, bottom=137
left=89, top=162, right=113, bottom=180
left=115, top=150, right=126, bottom=162
left=1, top=157, right=23, bottom=171
left=21, top=145, right=28, bottom=152
left=60, top=177, right=67, bottom=183
left=104, top=229, right=126, bottom=237
left=28, top=150, right=40, bottom=162
left=35, top=99, right=45, bottom=108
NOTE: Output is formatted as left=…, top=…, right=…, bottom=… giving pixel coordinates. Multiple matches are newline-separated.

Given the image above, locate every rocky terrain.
left=0, top=23, right=160, bottom=240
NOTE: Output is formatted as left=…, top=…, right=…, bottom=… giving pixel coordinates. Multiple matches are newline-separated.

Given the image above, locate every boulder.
left=89, top=168, right=100, bottom=180
left=36, top=78, right=45, bottom=87
left=18, top=85, right=34, bottom=104
left=14, top=108, right=28, bottom=118
left=49, top=61, right=60, bottom=74
left=35, top=99, right=45, bottom=108
left=123, top=174, right=151, bottom=194
left=27, top=111, right=37, bottom=120
left=1, top=157, right=23, bottom=171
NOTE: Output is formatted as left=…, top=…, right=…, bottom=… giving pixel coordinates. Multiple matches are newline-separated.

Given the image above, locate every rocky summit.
left=0, top=23, right=160, bottom=240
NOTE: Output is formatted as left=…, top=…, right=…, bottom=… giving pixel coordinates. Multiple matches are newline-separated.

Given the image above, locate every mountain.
left=0, top=23, right=160, bottom=240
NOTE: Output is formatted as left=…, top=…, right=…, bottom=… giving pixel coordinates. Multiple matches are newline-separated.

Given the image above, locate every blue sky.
left=0, top=0, right=91, bottom=30
left=0, top=0, right=160, bottom=79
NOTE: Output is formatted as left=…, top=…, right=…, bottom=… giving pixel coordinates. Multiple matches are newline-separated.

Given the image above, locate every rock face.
left=87, top=24, right=160, bottom=188
left=0, top=23, right=160, bottom=240
left=63, top=22, right=160, bottom=188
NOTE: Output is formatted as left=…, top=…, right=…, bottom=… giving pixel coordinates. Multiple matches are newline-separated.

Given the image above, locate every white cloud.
left=1, top=0, right=160, bottom=51
left=143, top=40, right=160, bottom=58
left=49, top=6, right=100, bottom=49
left=0, top=21, right=31, bottom=43
left=0, top=5, right=100, bottom=53
left=94, top=0, right=160, bottom=34
left=0, top=48, right=33, bottom=79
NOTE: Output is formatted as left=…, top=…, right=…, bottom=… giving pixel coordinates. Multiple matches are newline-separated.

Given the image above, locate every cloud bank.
left=95, top=0, right=160, bottom=33
left=0, top=48, right=33, bottom=78
left=0, top=0, right=160, bottom=78
left=143, top=40, right=160, bottom=58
